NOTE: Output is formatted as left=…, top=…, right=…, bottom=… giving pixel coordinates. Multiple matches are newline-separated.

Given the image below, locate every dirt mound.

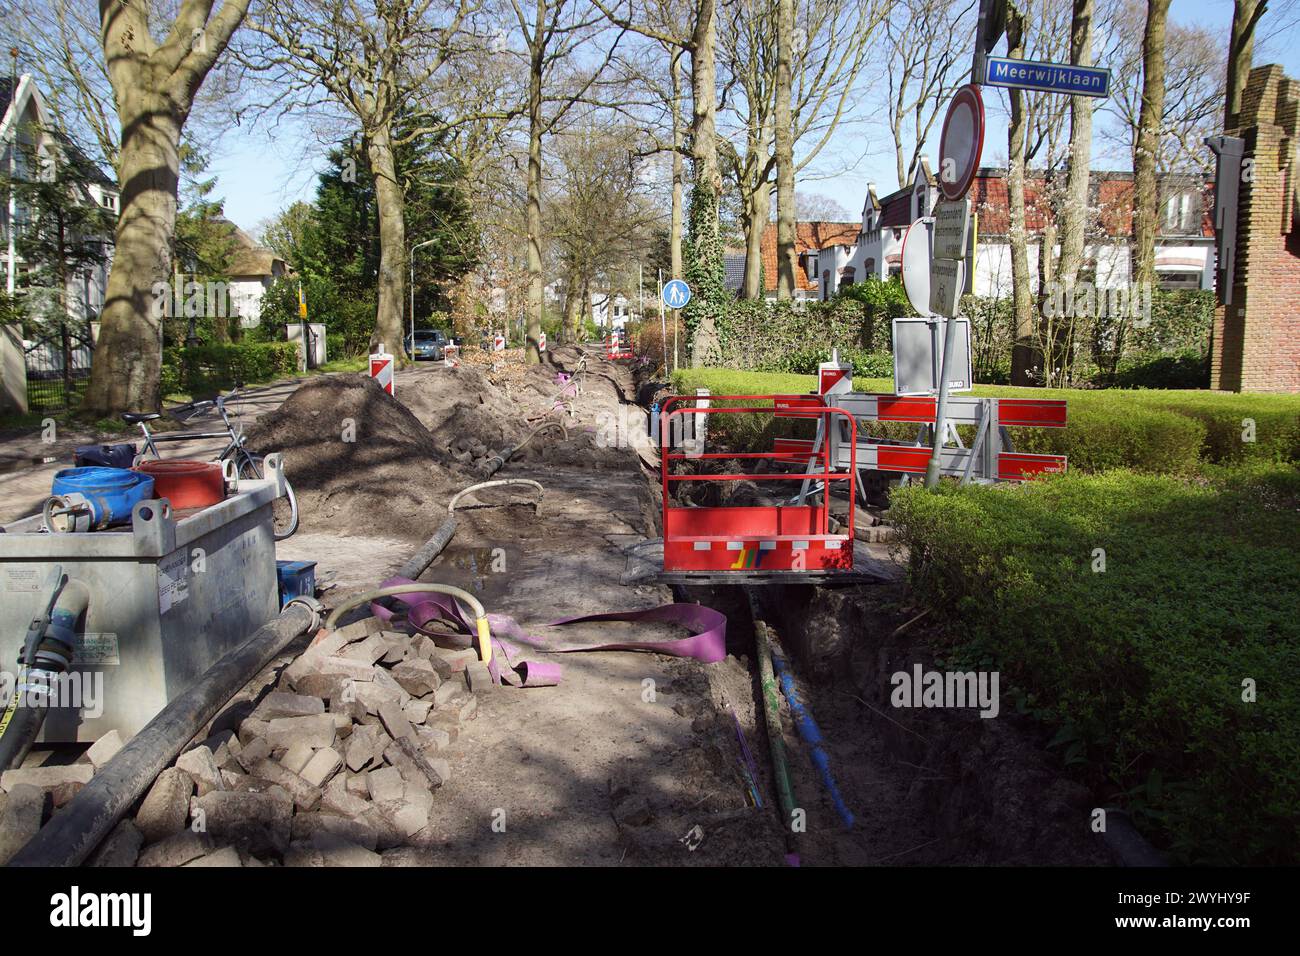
left=244, top=375, right=458, bottom=542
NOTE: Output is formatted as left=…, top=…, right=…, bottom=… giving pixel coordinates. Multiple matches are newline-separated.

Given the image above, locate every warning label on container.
left=76, top=632, right=120, bottom=666
left=159, top=551, right=189, bottom=614
left=3, top=567, right=42, bottom=593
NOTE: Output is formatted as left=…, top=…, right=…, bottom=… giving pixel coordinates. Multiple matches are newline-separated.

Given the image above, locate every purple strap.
left=367, top=578, right=727, bottom=688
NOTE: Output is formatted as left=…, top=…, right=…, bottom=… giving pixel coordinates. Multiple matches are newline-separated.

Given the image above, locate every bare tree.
left=883, top=0, right=977, bottom=191
left=83, top=0, right=252, bottom=415
left=1226, top=0, right=1269, bottom=129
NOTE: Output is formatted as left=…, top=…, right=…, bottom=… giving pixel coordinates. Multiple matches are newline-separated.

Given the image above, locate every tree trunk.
left=774, top=0, right=796, bottom=299
left=670, top=47, right=684, bottom=279
left=367, top=124, right=409, bottom=363
left=563, top=270, right=582, bottom=343
left=742, top=179, right=769, bottom=299
left=83, top=102, right=181, bottom=414
left=1006, top=5, right=1038, bottom=386
left=1056, top=0, right=1094, bottom=299
left=1225, top=0, right=1266, bottom=130
left=524, top=4, right=546, bottom=364
left=1132, top=0, right=1171, bottom=292
left=686, top=0, right=723, bottom=367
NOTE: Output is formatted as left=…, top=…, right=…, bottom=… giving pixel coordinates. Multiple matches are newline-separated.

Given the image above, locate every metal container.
left=0, top=455, right=289, bottom=742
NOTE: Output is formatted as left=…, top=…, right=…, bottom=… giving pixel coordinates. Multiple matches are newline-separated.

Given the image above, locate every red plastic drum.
left=134, top=460, right=226, bottom=510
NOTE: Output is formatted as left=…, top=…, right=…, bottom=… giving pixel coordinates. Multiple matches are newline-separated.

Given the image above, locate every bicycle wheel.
left=236, top=453, right=300, bottom=540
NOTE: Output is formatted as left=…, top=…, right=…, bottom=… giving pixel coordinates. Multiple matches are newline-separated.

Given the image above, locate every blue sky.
left=211, top=0, right=1299, bottom=236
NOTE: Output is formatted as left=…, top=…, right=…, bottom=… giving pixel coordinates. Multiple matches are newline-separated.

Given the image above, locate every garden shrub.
left=889, top=467, right=1300, bottom=864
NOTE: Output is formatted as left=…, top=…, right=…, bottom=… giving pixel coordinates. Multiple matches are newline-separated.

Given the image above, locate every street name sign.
left=984, top=56, right=1111, bottom=98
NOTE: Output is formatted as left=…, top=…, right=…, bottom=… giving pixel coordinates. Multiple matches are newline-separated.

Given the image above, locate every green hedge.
left=888, top=467, right=1300, bottom=864
left=162, top=342, right=301, bottom=397
left=671, top=368, right=1300, bottom=474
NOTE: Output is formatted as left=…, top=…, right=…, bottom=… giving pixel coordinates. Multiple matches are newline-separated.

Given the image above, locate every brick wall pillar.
left=1211, top=64, right=1300, bottom=393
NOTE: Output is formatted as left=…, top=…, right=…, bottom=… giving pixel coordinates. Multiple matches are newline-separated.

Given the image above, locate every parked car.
left=405, top=329, right=449, bottom=361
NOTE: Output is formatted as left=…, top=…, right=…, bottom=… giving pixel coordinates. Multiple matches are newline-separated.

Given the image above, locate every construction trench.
left=0, top=345, right=1126, bottom=867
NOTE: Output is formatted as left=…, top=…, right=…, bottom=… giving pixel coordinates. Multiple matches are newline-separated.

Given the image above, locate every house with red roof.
left=833, top=160, right=1215, bottom=301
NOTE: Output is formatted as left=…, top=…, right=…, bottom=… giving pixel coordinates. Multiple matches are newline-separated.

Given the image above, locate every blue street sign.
left=984, top=56, right=1110, bottom=98
left=662, top=279, right=692, bottom=310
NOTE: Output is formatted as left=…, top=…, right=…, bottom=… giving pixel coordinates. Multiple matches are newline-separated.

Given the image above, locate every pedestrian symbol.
left=662, top=279, right=692, bottom=310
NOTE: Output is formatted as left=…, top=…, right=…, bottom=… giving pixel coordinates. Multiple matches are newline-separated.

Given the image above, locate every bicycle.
left=122, top=385, right=299, bottom=540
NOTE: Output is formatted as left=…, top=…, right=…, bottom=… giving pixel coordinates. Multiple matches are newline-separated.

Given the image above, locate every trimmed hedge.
left=888, top=467, right=1300, bottom=864
left=671, top=368, right=1300, bottom=474
left=162, top=342, right=301, bottom=397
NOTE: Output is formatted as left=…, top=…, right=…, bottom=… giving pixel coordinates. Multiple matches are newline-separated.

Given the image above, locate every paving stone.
left=366, top=766, right=406, bottom=804
left=392, top=659, right=440, bottom=697
left=253, top=690, right=326, bottom=720
left=138, top=831, right=211, bottom=867
left=321, top=775, right=371, bottom=818
left=429, top=647, right=477, bottom=674
left=291, top=812, right=380, bottom=851
left=372, top=666, right=411, bottom=702
left=380, top=638, right=411, bottom=665
left=378, top=700, right=415, bottom=742
left=425, top=715, right=461, bottom=744
left=237, top=718, right=270, bottom=745
left=184, top=846, right=242, bottom=867
left=415, top=725, right=451, bottom=753
left=312, top=832, right=383, bottom=867
left=279, top=740, right=315, bottom=775
left=354, top=680, right=405, bottom=714
left=404, top=700, right=433, bottom=725
left=85, top=730, right=124, bottom=770
left=432, top=681, right=461, bottom=707
left=464, top=661, right=495, bottom=694
left=300, top=747, right=343, bottom=788
left=189, top=790, right=293, bottom=856
left=292, top=673, right=360, bottom=701
left=333, top=616, right=384, bottom=644
left=235, top=737, right=272, bottom=773
left=0, top=784, right=46, bottom=864
left=345, top=724, right=387, bottom=772
left=251, top=759, right=322, bottom=811
left=86, top=818, right=143, bottom=867
left=384, top=737, right=444, bottom=790
left=372, top=798, right=429, bottom=838
left=341, top=635, right=389, bottom=664
left=1, top=763, right=93, bottom=793
left=357, top=806, right=407, bottom=849
left=175, top=746, right=225, bottom=796
left=135, top=768, right=194, bottom=842
left=265, top=714, right=336, bottom=750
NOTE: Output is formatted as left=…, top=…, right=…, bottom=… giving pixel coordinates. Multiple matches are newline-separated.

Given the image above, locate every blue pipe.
left=770, top=649, right=855, bottom=829
left=50, top=467, right=154, bottom=529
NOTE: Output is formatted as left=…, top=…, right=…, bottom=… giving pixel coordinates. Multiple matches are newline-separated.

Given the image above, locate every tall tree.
left=1054, top=0, right=1096, bottom=309
left=509, top=0, right=623, bottom=363
left=242, top=0, right=477, bottom=365
left=83, top=0, right=252, bottom=416
left=1006, top=1, right=1036, bottom=385
left=1132, top=0, right=1172, bottom=291
left=774, top=0, right=796, bottom=298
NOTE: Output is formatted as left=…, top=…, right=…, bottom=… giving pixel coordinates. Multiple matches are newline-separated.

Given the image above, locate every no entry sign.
left=938, top=85, right=985, bottom=202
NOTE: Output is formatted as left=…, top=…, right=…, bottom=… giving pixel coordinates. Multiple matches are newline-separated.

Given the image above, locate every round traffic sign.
left=938, top=84, right=985, bottom=201
left=901, top=217, right=935, bottom=316
left=662, top=279, right=691, bottom=310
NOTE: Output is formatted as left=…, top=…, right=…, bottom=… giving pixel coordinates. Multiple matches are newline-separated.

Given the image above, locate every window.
left=100, top=194, right=118, bottom=212
left=1157, top=270, right=1202, bottom=290
left=866, top=257, right=876, bottom=276
left=822, top=269, right=830, bottom=301
left=1160, top=186, right=1201, bottom=236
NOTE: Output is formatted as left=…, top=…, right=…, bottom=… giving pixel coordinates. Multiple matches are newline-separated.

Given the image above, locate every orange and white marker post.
left=370, top=343, right=395, bottom=396
left=538, top=331, right=547, bottom=354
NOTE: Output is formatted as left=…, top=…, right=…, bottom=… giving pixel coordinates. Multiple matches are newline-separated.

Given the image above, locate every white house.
left=828, top=161, right=1215, bottom=301
left=2, top=73, right=116, bottom=317
left=221, top=221, right=285, bottom=327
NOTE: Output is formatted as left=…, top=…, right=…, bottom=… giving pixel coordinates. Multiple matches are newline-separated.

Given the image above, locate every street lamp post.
left=409, top=239, right=438, bottom=354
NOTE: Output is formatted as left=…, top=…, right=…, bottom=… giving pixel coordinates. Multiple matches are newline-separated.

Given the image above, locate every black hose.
left=6, top=599, right=321, bottom=867
left=0, top=706, right=46, bottom=774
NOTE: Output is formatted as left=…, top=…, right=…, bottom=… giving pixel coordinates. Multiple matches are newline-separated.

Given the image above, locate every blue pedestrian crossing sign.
left=662, top=279, right=692, bottom=310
